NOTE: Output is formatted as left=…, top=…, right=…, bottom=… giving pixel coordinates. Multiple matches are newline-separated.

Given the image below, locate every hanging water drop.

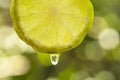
left=50, top=53, right=60, bottom=65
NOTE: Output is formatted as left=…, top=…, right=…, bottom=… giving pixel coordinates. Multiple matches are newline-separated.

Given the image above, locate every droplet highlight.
left=50, top=53, right=60, bottom=65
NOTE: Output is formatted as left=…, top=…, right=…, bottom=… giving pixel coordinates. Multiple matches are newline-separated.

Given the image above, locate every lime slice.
left=10, top=0, right=94, bottom=53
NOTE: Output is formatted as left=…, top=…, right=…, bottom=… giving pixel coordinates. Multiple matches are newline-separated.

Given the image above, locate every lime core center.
left=51, top=7, right=58, bottom=17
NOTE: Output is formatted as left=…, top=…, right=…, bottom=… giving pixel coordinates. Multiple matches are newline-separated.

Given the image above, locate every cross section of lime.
left=10, top=0, right=94, bottom=53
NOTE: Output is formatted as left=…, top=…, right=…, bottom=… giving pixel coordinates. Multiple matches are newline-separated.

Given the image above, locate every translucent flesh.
left=11, top=0, right=94, bottom=52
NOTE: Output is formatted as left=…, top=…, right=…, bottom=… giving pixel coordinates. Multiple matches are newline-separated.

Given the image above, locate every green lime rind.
left=10, top=0, right=94, bottom=53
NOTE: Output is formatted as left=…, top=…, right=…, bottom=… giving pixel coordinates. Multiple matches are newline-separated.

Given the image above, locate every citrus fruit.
left=10, top=0, right=94, bottom=53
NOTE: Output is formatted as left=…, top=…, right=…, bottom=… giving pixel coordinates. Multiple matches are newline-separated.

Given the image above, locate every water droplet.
left=50, top=53, right=60, bottom=65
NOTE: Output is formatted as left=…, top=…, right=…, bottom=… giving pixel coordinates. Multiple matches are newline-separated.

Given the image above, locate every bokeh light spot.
left=85, top=41, right=106, bottom=61
left=98, top=28, right=119, bottom=50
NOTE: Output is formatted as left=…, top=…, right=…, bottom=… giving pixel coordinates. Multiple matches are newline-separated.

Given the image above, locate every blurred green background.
left=0, top=0, right=120, bottom=80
